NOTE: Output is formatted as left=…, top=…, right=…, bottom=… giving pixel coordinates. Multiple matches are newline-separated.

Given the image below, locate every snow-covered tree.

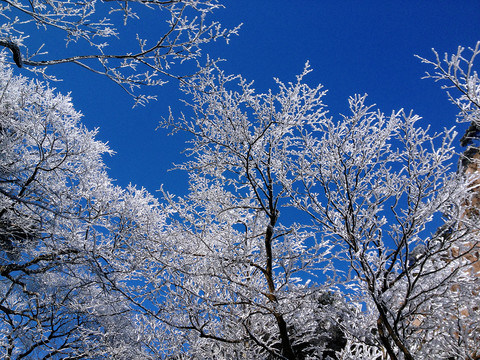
left=417, top=42, right=480, bottom=138
left=154, top=64, right=338, bottom=359
left=293, top=94, right=479, bottom=359
left=0, top=58, right=168, bottom=359
left=0, top=0, right=239, bottom=105
left=2, top=16, right=479, bottom=358
left=154, top=57, right=480, bottom=359
left=414, top=41, right=480, bottom=360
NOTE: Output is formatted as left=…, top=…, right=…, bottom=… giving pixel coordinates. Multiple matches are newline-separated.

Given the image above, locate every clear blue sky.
left=36, top=1, right=480, bottom=196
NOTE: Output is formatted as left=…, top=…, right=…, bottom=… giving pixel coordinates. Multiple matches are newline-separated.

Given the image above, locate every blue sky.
left=33, top=1, right=480, bottom=196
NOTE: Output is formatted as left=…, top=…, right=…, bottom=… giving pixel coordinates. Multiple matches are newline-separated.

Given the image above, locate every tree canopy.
left=1, top=2, right=480, bottom=359
left=0, top=59, right=169, bottom=358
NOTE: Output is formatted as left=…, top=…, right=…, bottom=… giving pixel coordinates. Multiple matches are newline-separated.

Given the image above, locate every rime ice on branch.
left=156, top=60, right=479, bottom=359
left=0, top=60, right=168, bottom=359
left=0, top=0, right=240, bottom=105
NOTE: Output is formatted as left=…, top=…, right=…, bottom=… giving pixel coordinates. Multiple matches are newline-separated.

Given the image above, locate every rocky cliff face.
left=452, top=145, right=480, bottom=360
left=459, top=148, right=480, bottom=276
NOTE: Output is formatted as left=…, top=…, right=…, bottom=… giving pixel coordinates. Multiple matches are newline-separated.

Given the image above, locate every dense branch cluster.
left=0, top=60, right=169, bottom=359
left=0, top=2, right=479, bottom=355
left=154, top=53, right=480, bottom=359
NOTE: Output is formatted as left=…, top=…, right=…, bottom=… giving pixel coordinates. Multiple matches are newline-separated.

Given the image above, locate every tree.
left=151, top=53, right=480, bottom=359
left=0, top=0, right=240, bottom=105
left=0, top=58, right=168, bottom=359
left=414, top=41, right=480, bottom=360
left=292, top=94, right=479, bottom=359
left=154, top=64, right=337, bottom=359
left=2, top=5, right=479, bottom=356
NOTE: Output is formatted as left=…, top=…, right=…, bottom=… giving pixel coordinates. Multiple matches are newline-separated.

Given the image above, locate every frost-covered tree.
left=0, top=0, right=239, bottom=105
left=413, top=41, right=480, bottom=360
left=0, top=58, right=168, bottom=359
left=154, top=56, right=479, bottom=359
left=3, top=26, right=479, bottom=359
left=417, top=42, right=480, bottom=137
left=155, top=64, right=338, bottom=359
left=293, top=95, right=479, bottom=359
